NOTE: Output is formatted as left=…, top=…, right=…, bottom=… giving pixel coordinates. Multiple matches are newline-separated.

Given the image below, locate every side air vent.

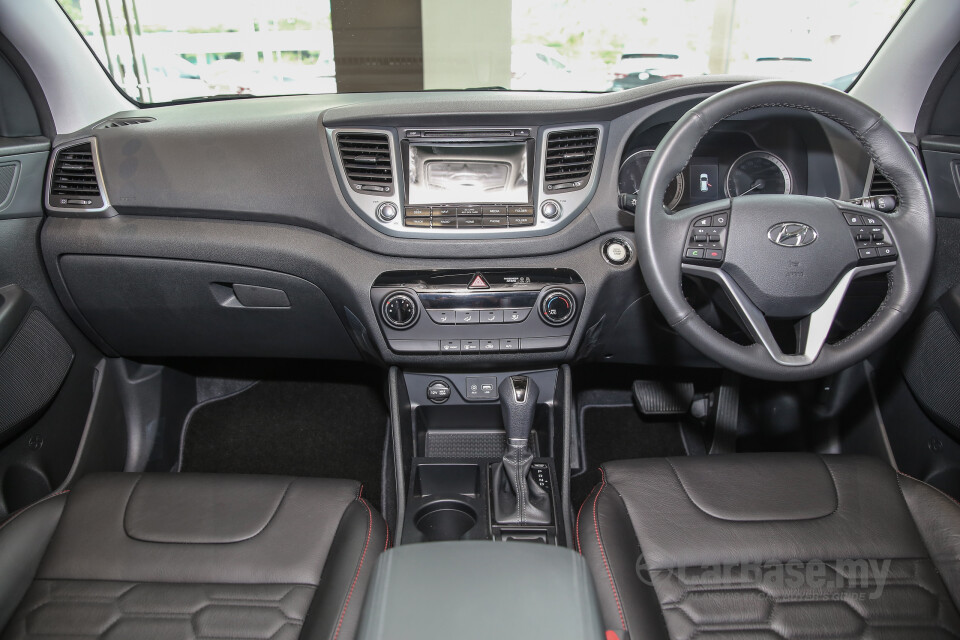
left=47, top=140, right=106, bottom=212
left=100, top=117, right=155, bottom=129
left=544, top=128, right=600, bottom=193
left=336, top=132, right=394, bottom=195
left=868, top=167, right=897, bottom=197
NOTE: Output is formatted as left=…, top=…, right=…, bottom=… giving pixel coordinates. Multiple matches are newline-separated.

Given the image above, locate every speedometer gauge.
left=725, top=151, right=793, bottom=197
left=618, top=149, right=684, bottom=210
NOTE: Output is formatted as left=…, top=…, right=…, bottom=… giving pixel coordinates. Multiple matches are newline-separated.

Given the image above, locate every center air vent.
left=336, top=132, right=395, bottom=195
left=544, top=128, right=600, bottom=193
left=100, top=117, right=155, bottom=129
left=47, top=140, right=106, bottom=212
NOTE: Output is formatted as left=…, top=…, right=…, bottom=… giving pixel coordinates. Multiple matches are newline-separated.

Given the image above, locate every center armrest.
left=357, top=541, right=604, bottom=640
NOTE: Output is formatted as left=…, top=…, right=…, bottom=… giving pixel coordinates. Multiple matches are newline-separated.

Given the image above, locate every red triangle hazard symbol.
left=468, top=273, right=489, bottom=289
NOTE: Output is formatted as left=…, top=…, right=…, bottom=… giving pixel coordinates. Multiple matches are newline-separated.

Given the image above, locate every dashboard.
left=39, top=78, right=879, bottom=369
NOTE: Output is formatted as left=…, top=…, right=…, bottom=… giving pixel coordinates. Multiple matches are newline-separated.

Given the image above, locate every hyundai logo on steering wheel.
left=768, top=222, right=818, bottom=247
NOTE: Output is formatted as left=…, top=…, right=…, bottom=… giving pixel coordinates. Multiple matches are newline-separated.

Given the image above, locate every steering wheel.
left=635, top=80, right=935, bottom=381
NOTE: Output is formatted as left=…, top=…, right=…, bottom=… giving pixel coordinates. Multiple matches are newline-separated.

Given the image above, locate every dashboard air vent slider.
left=336, top=132, right=394, bottom=195
left=544, top=128, right=599, bottom=193
left=48, top=141, right=106, bottom=211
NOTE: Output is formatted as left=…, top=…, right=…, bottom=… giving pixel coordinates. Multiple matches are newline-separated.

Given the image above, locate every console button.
left=427, top=380, right=451, bottom=403
left=540, top=200, right=561, bottom=220
left=499, top=338, right=518, bottom=351
left=432, top=206, right=457, bottom=217
left=482, top=205, right=508, bottom=216
left=481, top=339, right=499, bottom=352
left=458, top=206, right=482, bottom=216
left=603, top=238, right=631, bottom=265
left=508, top=215, right=535, bottom=227
left=520, top=336, right=569, bottom=351
left=389, top=339, right=439, bottom=354
left=441, top=339, right=461, bottom=353
left=508, top=206, right=534, bottom=215
left=382, top=292, right=419, bottom=329
left=427, top=309, right=454, bottom=324
left=405, top=206, right=431, bottom=217
left=483, top=216, right=508, bottom=228
left=540, top=289, right=576, bottom=326
left=376, top=202, right=399, bottom=221
left=466, top=376, right=498, bottom=400
left=456, top=309, right=479, bottom=324
left=458, top=216, right=483, bottom=227
left=404, top=217, right=431, bottom=228
left=480, top=309, right=503, bottom=323
left=461, top=339, right=480, bottom=353
left=433, top=216, right=457, bottom=228
left=504, top=308, right=531, bottom=323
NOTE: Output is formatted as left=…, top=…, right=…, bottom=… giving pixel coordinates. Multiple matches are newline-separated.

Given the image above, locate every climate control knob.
left=381, top=292, right=419, bottom=329
left=539, top=288, right=576, bottom=326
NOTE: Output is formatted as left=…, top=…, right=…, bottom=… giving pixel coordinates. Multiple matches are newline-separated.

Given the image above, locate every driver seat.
left=578, top=453, right=960, bottom=638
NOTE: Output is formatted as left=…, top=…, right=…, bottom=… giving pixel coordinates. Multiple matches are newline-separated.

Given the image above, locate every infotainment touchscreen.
left=406, top=142, right=530, bottom=205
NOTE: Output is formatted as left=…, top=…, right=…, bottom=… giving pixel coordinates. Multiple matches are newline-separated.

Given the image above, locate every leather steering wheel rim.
left=634, top=80, right=935, bottom=381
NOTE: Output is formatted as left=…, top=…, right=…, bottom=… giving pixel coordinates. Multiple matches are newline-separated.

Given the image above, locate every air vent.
left=336, top=132, right=394, bottom=195
left=100, top=117, right=155, bottom=129
left=868, top=167, right=897, bottom=197
left=544, top=128, right=600, bottom=193
left=47, top=141, right=106, bottom=211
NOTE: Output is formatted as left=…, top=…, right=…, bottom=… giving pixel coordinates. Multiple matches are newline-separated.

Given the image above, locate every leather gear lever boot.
left=492, top=376, right=551, bottom=525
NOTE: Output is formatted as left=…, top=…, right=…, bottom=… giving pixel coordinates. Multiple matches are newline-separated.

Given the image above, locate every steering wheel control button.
left=441, top=340, right=461, bottom=354
left=686, top=248, right=704, bottom=259
left=540, top=200, right=562, bottom=220
left=504, top=308, right=531, bottom=323
left=382, top=292, right=419, bottom=329
left=844, top=212, right=882, bottom=226
left=427, top=380, right=451, bottom=404
left=704, top=249, right=723, bottom=261
left=684, top=213, right=729, bottom=263
left=694, top=216, right=712, bottom=227
left=859, top=247, right=879, bottom=259
left=879, top=246, right=898, bottom=258
left=376, top=202, right=399, bottom=221
left=602, top=238, right=632, bottom=266
left=540, top=289, right=576, bottom=326
left=712, top=214, right=728, bottom=226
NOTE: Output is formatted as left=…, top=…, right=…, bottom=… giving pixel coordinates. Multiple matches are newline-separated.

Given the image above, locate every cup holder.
left=414, top=500, right=477, bottom=542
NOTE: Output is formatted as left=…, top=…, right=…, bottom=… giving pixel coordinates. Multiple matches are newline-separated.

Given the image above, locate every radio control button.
left=503, top=308, right=531, bottom=323
left=480, top=309, right=503, bottom=323
left=432, top=206, right=457, bottom=216
left=540, top=200, right=561, bottom=220
left=508, top=215, right=535, bottom=227
left=458, top=216, right=483, bottom=227
left=404, top=217, right=431, bottom=227
left=404, top=206, right=431, bottom=217
left=483, top=216, right=508, bottom=227
left=376, top=202, right=398, bottom=221
left=455, top=309, right=479, bottom=324
left=482, top=205, right=508, bottom=216
left=508, top=206, right=534, bottom=215
left=433, top=216, right=457, bottom=228
left=458, top=206, right=482, bottom=216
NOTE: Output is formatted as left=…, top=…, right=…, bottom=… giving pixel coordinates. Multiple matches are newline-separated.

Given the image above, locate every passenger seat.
left=0, top=473, right=386, bottom=640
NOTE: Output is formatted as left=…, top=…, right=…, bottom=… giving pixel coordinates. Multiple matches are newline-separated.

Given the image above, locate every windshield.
left=58, top=0, right=910, bottom=104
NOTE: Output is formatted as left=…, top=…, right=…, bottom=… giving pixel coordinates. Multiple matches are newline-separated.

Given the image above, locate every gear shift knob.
left=499, top=375, right=539, bottom=443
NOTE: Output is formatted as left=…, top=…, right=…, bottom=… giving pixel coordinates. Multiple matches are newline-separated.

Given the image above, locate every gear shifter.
left=492, top=376, right=551, bottom=526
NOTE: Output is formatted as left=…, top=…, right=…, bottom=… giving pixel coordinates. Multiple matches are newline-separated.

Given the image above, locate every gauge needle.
left=736, top=179, right=765, bottom=197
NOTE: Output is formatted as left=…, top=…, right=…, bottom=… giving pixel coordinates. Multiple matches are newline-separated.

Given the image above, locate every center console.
left=372, top=269, right=585, bottom=355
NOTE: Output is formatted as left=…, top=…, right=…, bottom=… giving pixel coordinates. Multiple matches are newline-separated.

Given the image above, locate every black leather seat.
left=578, top=453, right=960, bottom=639
left=0, top=473, right=386, bottom=640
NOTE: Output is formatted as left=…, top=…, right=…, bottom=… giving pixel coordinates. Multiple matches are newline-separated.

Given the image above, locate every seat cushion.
left=0, top=473, right=387, bottom=640
left=578, top=453, right=960, bottom=639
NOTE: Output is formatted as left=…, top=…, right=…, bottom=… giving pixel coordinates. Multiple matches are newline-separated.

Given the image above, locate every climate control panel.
left=371, top=269, right=585, bottom=355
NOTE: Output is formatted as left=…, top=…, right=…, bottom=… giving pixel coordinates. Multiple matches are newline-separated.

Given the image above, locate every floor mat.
left=180, top=379, right=387, bottom=508
left=571, top=404, right=686, bottom=508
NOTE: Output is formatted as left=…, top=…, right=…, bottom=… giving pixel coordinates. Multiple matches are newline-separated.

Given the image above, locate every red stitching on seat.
left=333, top=498, right=373, bottom=640
left=575, top=480, right=590, bottom=553
left=0, top=490, right=70, bottom=533
left=897, top=470, right=960, bottom=509
left=593, top=468, right=626, bottom=632
left=384, top=518, right=390, bottom=551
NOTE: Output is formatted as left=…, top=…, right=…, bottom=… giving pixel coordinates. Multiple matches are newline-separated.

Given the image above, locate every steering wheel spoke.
left=683, top=261, right=895, bottom=366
